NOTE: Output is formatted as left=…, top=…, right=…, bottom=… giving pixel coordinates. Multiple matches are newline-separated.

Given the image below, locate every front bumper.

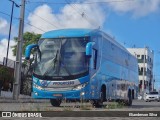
left=32, top=86, right=90, bottom=100
left=145, top=97, right=160, bottom=101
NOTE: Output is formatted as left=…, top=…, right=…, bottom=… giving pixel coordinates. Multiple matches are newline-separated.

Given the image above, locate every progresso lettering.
left=53, top=81, right=74, bottom=85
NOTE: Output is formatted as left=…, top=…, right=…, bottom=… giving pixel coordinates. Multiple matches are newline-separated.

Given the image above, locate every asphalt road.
left=1, top=117, right=160, bottom=120
left=1, top=100, right=160, bottom=120
left=1, top=100, right=160, bottom=111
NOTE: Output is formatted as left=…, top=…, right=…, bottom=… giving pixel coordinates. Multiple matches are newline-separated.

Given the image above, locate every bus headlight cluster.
left=33, top=83, right=44, bottom=90
left=72, top=82, right=88, bottom=90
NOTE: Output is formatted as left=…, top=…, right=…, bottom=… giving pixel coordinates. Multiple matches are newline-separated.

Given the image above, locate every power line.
left=25, top=22, right=46, bottom=32
left=0, top=11, right=19, bottom=19
left=8, top=0, right=20, bottom=7
left=26, top=0, right=134, bottom=4
left=25, top=0, right=66, bottom=4
left=25, top=8, right=59, bottom=29
left=25, top=0, right=134, bottom=29
left=65, top=0, right=98, bottom=28
left=0, top=6, right=55, bottom=32
left=68, top=0, right=100, bottom=27
left=0, top=11, right=11, bottom=17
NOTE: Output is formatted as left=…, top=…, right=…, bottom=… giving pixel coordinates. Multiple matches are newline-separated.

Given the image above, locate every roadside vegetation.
left=12, top=32, right=41, bottom=95
left=105, top=102, right=125, bottom=109
left=0, top=66, right=14, bottom=95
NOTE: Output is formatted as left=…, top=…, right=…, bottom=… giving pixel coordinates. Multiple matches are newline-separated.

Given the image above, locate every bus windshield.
left=34, top=37, right=89, bottom=79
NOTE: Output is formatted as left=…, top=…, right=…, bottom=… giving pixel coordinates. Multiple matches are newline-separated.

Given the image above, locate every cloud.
left=0, top=18, right=9, bottom=35
left=0, top=17, right=18, bottom=36
left=107, top=0, right=160, bottom=17
left=0, top=38, right=16, bottom=62
left=0, top=18, right=7, bottom=28
left=24, top=0, right=160, bottom=34
left=25, top=3, right=106, bottom=34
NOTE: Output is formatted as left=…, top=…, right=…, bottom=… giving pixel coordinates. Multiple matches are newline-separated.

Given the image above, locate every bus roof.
left=41, top=28, right=132, bottom=56
left=41, top=29, right=93, bottom=38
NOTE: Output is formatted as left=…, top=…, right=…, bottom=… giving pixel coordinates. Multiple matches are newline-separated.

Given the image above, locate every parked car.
left=144, top=91, right=160, bottom=102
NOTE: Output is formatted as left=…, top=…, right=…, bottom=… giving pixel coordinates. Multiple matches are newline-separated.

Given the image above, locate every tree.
left=0, top=66, right=14, bottom=95
left=12, top=32, right=41, bottom=56
left=12, top=32, right=41, bottom=95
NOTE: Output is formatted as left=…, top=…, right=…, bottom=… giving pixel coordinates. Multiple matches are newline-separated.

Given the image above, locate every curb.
left=0, top=91, right=49, bottom=103
left=0, top=97, right=49, bottom=103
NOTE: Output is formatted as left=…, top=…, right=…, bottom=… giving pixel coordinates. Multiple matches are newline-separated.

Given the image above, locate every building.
left=127, top=47, right=154, bottom=93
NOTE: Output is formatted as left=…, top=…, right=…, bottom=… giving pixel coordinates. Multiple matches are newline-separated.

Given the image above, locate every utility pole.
left=6, top=0, right=19, bottom=66
left=152, top=51, right=155, bottom=92
left=142, top=47, right=146, bottom=98
left=13, top=0, right=25, bottom=100
left=152, top=74, right=155, bottom=91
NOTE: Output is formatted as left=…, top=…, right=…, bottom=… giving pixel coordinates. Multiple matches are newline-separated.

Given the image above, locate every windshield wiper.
left=60, top=59, right=71, bottom=75
left=57, top=40, right=71, bottom=76
left=42, top=50, right=58, bottom=76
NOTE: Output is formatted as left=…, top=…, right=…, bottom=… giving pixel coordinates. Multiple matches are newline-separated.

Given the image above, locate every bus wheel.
left=132, top=89, right=134, bottom=99
left=126, top=90, right=132, bottom=106
left=50, top=99, right=62, bottom=107
left=91, top=89, right=105, bottom=108
left=90, top=100, right=102, bottom=108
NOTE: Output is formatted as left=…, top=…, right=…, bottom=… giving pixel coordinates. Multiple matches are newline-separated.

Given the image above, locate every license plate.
left=53, top=94, right=63, bottom=97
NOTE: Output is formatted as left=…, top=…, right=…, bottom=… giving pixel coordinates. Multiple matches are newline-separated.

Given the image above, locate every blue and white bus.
left=25, top=29, right=138, bottom=107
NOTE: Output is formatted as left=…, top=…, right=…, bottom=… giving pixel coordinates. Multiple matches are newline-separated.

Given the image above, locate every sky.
left=0, top=0, right=160, bottom=90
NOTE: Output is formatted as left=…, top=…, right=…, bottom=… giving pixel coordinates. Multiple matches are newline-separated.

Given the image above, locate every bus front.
left=25, top=31, right=92, bottom=106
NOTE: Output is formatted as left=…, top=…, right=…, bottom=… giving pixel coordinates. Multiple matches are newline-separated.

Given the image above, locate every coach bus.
left=25, top=28, right=138, bottom=107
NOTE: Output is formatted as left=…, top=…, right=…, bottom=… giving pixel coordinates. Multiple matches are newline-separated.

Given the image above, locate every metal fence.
left=0, top=57, right=15, bottom=69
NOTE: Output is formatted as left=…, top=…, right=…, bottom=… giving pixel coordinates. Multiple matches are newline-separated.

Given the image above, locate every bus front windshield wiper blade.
left=42, top=50, right=58, bottom=76
left=60, top=59, right=71, bottom=76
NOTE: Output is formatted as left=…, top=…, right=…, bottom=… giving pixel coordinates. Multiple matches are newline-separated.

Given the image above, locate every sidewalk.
left=0, top=91, right=49, bottom=103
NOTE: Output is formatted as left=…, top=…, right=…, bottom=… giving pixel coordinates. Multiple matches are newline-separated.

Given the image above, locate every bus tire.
left=127, top=96, right=132, bottom=106
left=132, top=89, right=134, bottom=99
left=126, top=90, right=132, bottom=106
left=91, top=87, right=106, bottom=108
left=90, top=100, right=102, bottom=108
left=50, top=99, right=61, bottom=107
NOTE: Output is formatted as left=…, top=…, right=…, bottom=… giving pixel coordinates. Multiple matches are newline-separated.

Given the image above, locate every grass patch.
left=105, top=102, right=125, bottom=109
left=80, top=104, right=92, bottom=110
left=62, top=107, right=73, bottom=111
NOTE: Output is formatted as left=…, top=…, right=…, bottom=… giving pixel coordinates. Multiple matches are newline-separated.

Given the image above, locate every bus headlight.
left=33, top=83, right=44, bottom=90
left=73, top=82, right=88, bottom=90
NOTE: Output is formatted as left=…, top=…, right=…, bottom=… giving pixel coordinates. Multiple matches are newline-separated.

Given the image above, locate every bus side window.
left=93, top=49, right=98, bottom=69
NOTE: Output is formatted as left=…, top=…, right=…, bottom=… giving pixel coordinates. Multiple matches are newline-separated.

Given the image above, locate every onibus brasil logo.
left=1, top=112, right=42, bottom=118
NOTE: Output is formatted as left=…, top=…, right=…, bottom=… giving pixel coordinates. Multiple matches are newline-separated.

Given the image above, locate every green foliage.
left=105, top=102, right=125, bottom=109
left=12, top=32, right=41, bottom=56
left=62, top=107, right=73, bottom=111
left=80, top=104, right=92, bottom=110
left=0, top=66, right=13, bottom=82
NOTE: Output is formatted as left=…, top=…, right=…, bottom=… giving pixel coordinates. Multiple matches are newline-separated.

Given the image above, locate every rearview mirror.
left=86, top=42, right=95, bottom=58
left=25, top=44, right=38, bottom=60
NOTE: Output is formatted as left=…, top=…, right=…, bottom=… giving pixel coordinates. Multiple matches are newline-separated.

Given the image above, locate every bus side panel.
left=89, top=34, right=103, bottom=100
left=98, top=33, right=138, bottom=101
left=88, top=31, right=138, bottom=101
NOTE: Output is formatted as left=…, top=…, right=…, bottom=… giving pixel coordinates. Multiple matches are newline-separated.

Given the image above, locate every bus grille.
left=44, top=87, right=74, bottom=91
